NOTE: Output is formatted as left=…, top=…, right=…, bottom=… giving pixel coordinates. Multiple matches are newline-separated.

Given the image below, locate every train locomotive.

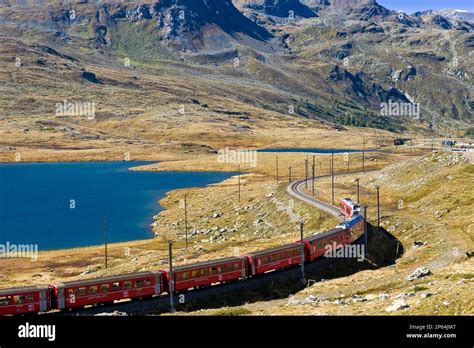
left=0, top=201, right=365, bottom=316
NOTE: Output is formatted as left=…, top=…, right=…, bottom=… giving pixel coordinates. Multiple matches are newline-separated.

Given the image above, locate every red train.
left=0, top=211, right=365, bottom=316
left=340, top=198, right=360, bottom=220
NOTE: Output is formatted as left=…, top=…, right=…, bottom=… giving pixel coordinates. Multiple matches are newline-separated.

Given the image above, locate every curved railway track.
left=287, top=169, right=379, bottom=219
left=53, top=168, right=377, bottom=316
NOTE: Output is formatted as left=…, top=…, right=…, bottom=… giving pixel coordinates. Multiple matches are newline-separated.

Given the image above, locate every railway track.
left=287, top=169, right=379, bottom=219
left=56, top=168, right=378, bottom=316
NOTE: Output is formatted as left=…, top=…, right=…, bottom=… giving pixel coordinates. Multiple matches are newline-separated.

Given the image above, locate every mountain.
left=232, top=0, right=317, bottom=18
left=414, top=9, right=474, bottom=24
left=0, top=0, right=472, bottom=140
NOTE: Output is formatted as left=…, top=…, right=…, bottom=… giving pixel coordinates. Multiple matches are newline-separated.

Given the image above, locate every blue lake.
left=0, top=161, right=236, bottom=250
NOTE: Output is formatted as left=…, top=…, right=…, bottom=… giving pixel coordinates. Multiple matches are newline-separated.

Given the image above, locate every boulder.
left=407, top=267, right=432, bottom=281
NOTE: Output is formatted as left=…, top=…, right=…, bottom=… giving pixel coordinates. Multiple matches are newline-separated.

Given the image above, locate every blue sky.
left=378, top=0, right=474, bottom=14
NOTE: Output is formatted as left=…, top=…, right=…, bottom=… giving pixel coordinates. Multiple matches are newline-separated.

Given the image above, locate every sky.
left=378, top=0, right=474, bottom=14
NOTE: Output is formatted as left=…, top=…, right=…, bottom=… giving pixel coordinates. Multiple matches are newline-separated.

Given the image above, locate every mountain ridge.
left=0, top=0, right=472, bottom=136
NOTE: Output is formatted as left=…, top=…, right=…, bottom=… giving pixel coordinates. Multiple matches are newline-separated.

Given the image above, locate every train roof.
left=173, top=256, right=243, bottom=271
left=54, top=271, right=160, bottom=288
left=304, top=227, right=344, bottom=243
left=339, top=214, right=363, bottom=228
left=247, top=243, right=300, bottom=257
left=0, top=285, right=49, bottom=296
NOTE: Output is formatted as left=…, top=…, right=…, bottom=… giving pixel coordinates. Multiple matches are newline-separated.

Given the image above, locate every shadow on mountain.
left=175, top=0, right=273, bottom=41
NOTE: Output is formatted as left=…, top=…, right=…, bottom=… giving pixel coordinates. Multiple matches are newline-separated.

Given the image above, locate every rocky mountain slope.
left=0, top=0, right=472, bottom=143
left=414, top=9, right=474, bottom=24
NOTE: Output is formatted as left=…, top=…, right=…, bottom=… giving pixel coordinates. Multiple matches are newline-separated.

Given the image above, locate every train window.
left=217, top=266, right=224, bottom=273
left=68, top=289, right=75, bottom=296
left=112, top=282, right=121, bottom=291
left=210, top=267, right=218, bottom=275
left=182, top=272, right=190, bottom=280
left=13, top=295, right=25, bottom=305
left=101, top=284, right=110, bottom=293
left=135, top=280, right=144, bottom=288
left=76, top=287, right=86, bottom=296
left=281, top=252, right=286, bottom=259
left=263, top=256, right=269, bottom=264
left=123, top=281, right=132, bottom=290
left=27, top=294, right=34, bottom=303
left=0, top=296, right=9, bottom=306
left=192, top=270, right=200, bottom=278
left=201, top=268, right=208, bottom=276
left=89, top=286, right=98, bottom=294
left=145, top=279, right=151, bottom=287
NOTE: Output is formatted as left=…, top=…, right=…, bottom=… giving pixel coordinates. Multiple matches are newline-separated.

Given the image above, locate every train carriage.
left=246, top=243, right=306, bottom=276
left=0, top=285, right=51, bottom=316
left=54, top=271, right=165, bottom=310
left=340, top=198, right=360, bottom=220
left=171, top=257, right=247, bottom=291
left=304, top=228, right=349, bottom=262
left=344, top=214, right=365, bottom=243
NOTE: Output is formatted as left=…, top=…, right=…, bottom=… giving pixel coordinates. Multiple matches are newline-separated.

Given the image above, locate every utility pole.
left=168, top=240, right=175, bottom=313
left=305, top=158, right=308, bottom=188
left=237, top=165, right=241, bottom=203
left=276, top=156, right=279, bottom=184
left=376, top=186, right=380, bottom=229
left=375, top=129, right=378, bottom=151
left=331, top=153, right=335, bottom=205
left=362, top=139, right=366, bottom=172
left=355, top=178, right=360, bottom=203
left=104, top=217, right=108, bottom=269
left=363, top=206, right=368, bottom=257
left=299, top=221, right=306, bottom=285
left=184, top=194, right=188, bottom=249
left=312, top=156, right=315, bottom=196
left=328, top=153, right=332, bottom=175
left=288, top=166, right=292, bottom=182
